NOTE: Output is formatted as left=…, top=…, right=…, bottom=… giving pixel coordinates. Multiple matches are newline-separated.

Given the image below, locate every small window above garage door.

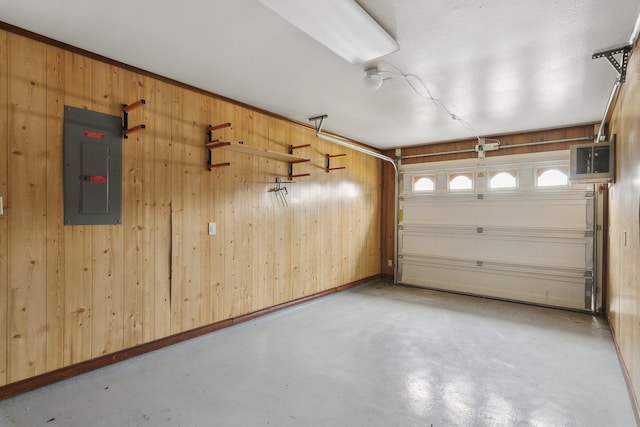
left=448, top=172, right=474, bottom=191
left=489, top=170, right=518, bottom=189
left=413, top=175, right=435, bottom=192
left=536, top=166, right=569, bottom=187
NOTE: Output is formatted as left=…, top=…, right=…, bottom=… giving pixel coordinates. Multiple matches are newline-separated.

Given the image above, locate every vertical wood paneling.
left=608, top=45, right=640, bottom=417
left=140, top=76, right=156, bottom=343
left=63, top=51, right=93, bottom=365
left=263, top=118, right=280, bottom=309
left=308, top=141, right=320, bottom=295
left=244, top=108, right=258, bottom=312
left=1, top=31, right=383, bottom=389
left=0, top=30, right=8, bottom=385
left=330, top=159, right=343, bottom=287
left=352, top=148, right=364, bottom=281
left=369, top=156, right=381, bottom=277
left=300, top=130, right=313, bottom=296
left=210, top=98, right=227, bottom=323
left=289, top=125, right=303, bottom=299
left=316, top=137, right=332, bottom=292
left=170, top=86, right=184, bottom=333
left=90, top=61, right=124, bottom=357
left=7, top=34, right=48, bottom=382
left=153, top=80, right=172, bottom=338
left=268, top=118, right=291, bottom=305
left=200, top=96, right=214, bottom=325
left=223, top=105, right=242, bottom=317
left=62, top=225, right=92, bottom=367
left=122, top=71, right=145, bottom=347
left=45, top=45, right=66, bottom=371
left=237, top=106, right=253, bottom=313
left=342, top=148, right=355, bottom=284
left=180, top=89, right=203, bottom=329
left=252, top=111, right=271, bottom=311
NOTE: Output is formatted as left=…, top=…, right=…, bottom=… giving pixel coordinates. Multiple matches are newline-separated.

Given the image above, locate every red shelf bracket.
left=326, top=153, right=347, bottom=172
left=206, top=123, right=233, bottom=170
left=288, top=144, right=311, bottom=179
left=122, top=99, right=146, bottom=139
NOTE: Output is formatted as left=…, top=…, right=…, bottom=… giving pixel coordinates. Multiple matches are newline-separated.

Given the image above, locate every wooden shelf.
left=207, top=141, right=309, bottom=163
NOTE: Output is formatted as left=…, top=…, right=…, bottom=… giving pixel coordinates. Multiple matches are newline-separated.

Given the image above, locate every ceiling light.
left=257, top=0, right=399, bottom=64
left=363, top=67, right=384, bottom=90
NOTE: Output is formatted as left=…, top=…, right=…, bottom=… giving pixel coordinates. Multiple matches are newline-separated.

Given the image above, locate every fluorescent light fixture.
left=257, top=0, right=399, bottom=64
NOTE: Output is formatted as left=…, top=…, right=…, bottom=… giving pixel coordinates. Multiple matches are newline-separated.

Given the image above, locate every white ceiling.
left=1, top=0, right=639, bottom=149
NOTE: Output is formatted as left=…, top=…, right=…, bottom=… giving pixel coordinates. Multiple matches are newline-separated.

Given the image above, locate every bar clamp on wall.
left=122, top=99, right=146, bottom=138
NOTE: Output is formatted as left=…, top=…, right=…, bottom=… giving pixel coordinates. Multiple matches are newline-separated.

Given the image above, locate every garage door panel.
left=399, top=257, right=588, bottom=310
left=401, top=197, right=592, bottom=229
left=400, top=231, right=590, bottom=269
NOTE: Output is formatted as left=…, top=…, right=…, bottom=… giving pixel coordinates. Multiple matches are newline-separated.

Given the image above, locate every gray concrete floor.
left=0, top=281, right=636, bottom=426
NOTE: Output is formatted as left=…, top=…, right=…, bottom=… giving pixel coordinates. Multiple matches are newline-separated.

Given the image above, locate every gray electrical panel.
left=569, top=141, right=615, bottom=183
left=64, top=106, right=122, bottom=225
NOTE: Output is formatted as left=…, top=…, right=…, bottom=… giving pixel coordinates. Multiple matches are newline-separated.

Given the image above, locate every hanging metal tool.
left=269, top=177, right=293, bottom=207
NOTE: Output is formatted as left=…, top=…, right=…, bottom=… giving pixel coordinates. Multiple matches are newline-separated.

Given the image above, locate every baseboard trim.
left=0, top=275, right=380, bottom=401
left=609, top=321, right=640, bottom=426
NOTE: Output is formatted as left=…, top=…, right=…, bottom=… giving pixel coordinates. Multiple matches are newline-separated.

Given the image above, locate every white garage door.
left=398, top=151, right=595, bottom=311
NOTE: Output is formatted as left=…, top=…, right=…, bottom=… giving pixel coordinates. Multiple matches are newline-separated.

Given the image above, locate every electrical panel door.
left=63, top=106, right=122, bottom=225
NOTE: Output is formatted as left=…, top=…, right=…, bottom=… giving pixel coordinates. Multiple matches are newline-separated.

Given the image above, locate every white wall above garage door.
left=398, top=151, right=595, bottom=311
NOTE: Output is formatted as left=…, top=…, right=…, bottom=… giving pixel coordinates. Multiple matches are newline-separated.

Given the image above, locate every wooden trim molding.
left=610, top=323, right=640, bottom=426
left=0, top=275, right=381, bottom=401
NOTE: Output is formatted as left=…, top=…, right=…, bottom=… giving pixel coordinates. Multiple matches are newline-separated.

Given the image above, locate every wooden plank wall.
left=0, top=29, right=8, bottom=385
left=607, top=39, right=640, bottom=417
left=0, top=30, right=381, bottom=387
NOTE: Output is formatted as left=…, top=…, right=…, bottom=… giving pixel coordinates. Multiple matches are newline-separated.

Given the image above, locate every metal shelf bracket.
left=592, top=44, right=632, bottom=83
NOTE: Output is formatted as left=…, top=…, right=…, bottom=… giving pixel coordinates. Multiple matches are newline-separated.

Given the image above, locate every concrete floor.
left=0, top=281, right=636, bottom=426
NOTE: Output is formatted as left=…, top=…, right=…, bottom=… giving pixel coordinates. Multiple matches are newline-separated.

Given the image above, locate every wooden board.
left=170, top=86, right=184, bottom=334
left=208, top=141, right=309, bottom=163
left=234, top=106, right=253, bottom=315
left=210, top=98, right=227, bottom=323
left=45, top=44, right=66, bottom=372
left=7, top=34, right=48, bottom=382
left=151, top=80, right=173, bottom=338
left=140, top=76, right=156, bottom=343
left=122, top=71, right=144, bottom=347
left=200, top=96, right=214, bottom=325
left=268, top=117, right=292, bottom=305
left=0, top=29, right=8, bottom=385
left=180, top=88, right=203, bottom=329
